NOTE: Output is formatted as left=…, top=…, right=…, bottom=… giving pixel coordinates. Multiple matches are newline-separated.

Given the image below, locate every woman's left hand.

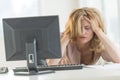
left=84, top=16, right=102, bottom=33
left=90, top=19, right=102, bottom=33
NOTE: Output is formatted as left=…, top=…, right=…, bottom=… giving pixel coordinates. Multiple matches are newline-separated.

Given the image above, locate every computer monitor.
left=3, top=16, right=61, bottom=75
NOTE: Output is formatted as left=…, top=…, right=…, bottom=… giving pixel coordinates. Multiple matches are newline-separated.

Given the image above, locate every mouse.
left=0, top=67, right=8, bottom=74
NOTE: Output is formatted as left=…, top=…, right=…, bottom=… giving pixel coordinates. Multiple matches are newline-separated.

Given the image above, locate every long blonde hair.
left=64, top=7, right=106, bottom=53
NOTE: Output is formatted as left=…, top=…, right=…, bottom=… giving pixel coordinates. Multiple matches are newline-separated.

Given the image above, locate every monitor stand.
left=13, top=39, right=54, bottom=75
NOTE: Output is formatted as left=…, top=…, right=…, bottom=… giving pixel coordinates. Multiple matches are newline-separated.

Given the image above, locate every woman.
left=48, top=7, right=120, bottom=65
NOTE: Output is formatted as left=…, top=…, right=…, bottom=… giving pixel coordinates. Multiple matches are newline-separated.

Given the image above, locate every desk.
left=0, top=64, right=120, bottom=80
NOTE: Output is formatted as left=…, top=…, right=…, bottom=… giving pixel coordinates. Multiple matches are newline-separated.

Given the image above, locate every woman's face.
left=77, top=19, right=94, bottom=44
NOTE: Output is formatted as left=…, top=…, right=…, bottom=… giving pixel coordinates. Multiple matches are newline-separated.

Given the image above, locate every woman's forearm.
left=61, top=35, right=70, bottom=56
left=95, top=30, right=120, bottom=63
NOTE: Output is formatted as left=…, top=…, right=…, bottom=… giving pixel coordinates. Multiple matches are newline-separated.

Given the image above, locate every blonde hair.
left=64, top=7, right=106, bottom=53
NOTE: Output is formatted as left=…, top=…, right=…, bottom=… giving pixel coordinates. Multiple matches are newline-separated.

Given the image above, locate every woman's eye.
left=85, top=27, right=90, bottom=30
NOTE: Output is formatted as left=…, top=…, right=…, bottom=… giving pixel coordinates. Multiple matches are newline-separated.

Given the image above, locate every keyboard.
left=13, top=64, right=84, bottom=75
left=38, top=64, right=83, bottom=71
left=14, top=64, right=83, bottom=72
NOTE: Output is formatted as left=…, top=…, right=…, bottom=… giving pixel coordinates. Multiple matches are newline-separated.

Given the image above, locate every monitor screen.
left=3, top=16, right=61, bottom=66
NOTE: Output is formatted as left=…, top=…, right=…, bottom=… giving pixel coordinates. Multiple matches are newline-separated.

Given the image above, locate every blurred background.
left=0, top=0, right=120, bottom=68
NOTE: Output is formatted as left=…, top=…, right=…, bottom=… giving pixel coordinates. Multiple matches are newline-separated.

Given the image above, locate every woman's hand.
left=90, top=19, right=102, bottom=33
left=84, top=16, right=102, bottom=33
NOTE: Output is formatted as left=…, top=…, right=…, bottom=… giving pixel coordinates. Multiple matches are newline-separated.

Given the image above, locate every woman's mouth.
left=80, top=36, right=86, bottom=38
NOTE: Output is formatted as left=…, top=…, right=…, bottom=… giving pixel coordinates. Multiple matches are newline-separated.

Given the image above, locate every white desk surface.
left=0, top=64, right=120, bottom=80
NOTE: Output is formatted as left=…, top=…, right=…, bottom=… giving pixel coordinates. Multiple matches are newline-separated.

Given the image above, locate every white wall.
left=39, top=0, right=79, bottom=32
left=0, top=0, right=40, bottom=68
left=0, top=0, right=79, bottom=69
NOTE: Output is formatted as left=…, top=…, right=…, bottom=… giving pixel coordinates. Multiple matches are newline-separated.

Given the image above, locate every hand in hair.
left=90, top=20, right=102, bottom=33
